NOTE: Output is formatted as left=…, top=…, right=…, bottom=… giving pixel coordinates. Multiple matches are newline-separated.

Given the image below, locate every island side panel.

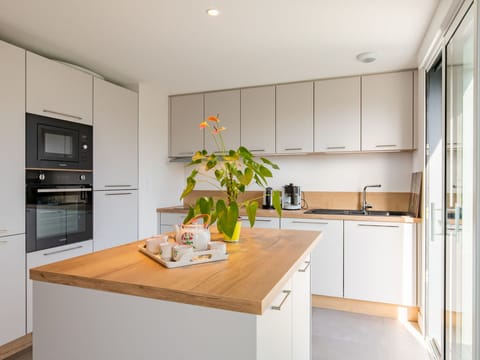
left=33, top=281, right=257, bottom=360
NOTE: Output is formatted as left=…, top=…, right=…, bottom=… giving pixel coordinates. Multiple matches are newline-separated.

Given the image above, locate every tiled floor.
left=312, top=308, right=431, bottom=360
left=8, top=308, right=431, bottom=360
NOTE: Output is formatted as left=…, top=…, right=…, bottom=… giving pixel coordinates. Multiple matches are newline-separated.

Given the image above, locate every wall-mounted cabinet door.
left=26, top=51, right=93, bottom=125
left=204, top=90, right=240, bottom=152
left=361, top=71, right=413, bottom=151
left=315, top=77, right=360, bottom=152
left=0, top=41, right=25, bottom=237
left=94, top=78, right=138, bottom=190
left=276, top=82, right=313, bottom=153
left=0, top=235, right=25, bottom=345
left=240, top=86, right=276, bottom=154
left=170, top=94, right=204, bottom=157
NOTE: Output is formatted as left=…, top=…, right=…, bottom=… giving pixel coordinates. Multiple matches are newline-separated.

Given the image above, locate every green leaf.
left=206, top=159, right=217, bottom=170
left=238, top=146, right=253, bottom=159
left=186, top=159, right=202, bottom=166
left=261, top=157, right=280, bottom=170
left=259, top=165, right=273, bottom=178
left=180, top=171, right=197, bottom=199
left=237, top=167, right=254, bottom=185
left=272, top=190, right=282, bottom=217
left=215, top=200, right=227, bottom=234
left=218, top=202, right=239, bottom=238
left=192, top=151, right=205, bottom=162
left=246, top=201, right=258, bottom=227
left=183, top=206, right=195, bottom=224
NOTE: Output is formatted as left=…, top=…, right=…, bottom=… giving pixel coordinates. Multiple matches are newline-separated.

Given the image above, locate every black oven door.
left=26, top=185, right=93, bottom=253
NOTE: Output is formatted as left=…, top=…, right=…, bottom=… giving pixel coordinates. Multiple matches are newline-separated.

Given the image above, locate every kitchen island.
left=30, top=227, right=320, bottom=360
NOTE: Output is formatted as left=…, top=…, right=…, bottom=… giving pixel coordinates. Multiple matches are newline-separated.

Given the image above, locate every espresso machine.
left=282, top=183, right=302, bottom=210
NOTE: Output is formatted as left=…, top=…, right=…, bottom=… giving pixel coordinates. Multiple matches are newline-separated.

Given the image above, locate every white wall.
left=138, top=83, right=185, bottom=238
left=190, top=152, right=414, bottom=193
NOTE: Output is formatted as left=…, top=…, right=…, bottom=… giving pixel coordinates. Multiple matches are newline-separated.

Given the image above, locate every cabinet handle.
left=357, top=224, right=399, bottom=228
left=104, top=185, right=132, bottom=188
left=43, top=245, right=84, bottom=256
left=326, top=146, right=346, bottom=150
left=0, top=229, right=8, bottom=233
left=38, top=188, right=92, bottom=193
left=298, top=261, right=311, bottom=272
left=291, top=220, right=328, bottom=225
left=178, top=152, right=194, bottom=155
left=375, top=144, right=397, bottom=148
left=250, top=149, right=265, bottom=152
left=271, top=290, right=291, bottom=311
left=105, top=192, right=132, bottom=196
left=284, top=147, right=303, bottom=151
left=43, top=109, right=82, bottom=121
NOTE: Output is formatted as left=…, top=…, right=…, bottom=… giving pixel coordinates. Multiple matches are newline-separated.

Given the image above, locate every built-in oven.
left=26, top=113, right=92, bottom=170
left=26, top=170, right=93, bottom=253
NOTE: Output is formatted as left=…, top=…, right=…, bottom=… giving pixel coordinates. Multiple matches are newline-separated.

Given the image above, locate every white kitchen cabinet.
left=94, top=190, right=138, bottom=251
left=292, top=256, right=311, bottom=360
left=361, top=71, right=414, bottom=151
left=257, top=278, right=293, bottom=360
left=314, top=76, right=360, bottom=152
left=0, top=41, right=25, bottom=237
left=240, top=86, right=276, bottom=154
left=158, top=212, right=188, bottom=234
left=344, top=221, right=416, bottom=306
left=170, top=94, right=204, bottom=157
left=204, top=90, right=240, bottom=152
left=281, top=218, right=344, bottom=297
left=276, top=82, right=314, bottom=153
left=26, top=239, right=92, bottom=333
left=93, top=78, right=138, bottom=190
left=26, top=51, right=93, bottom=125
left=0, top=235, right=25, bottom=345
left=240, top=216, right=280, bottom=229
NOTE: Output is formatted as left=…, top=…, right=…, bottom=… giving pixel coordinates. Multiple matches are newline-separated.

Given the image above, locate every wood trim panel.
left=0, top=333, right=32, bottom=360
left=312, top=295, right=419, bottom=322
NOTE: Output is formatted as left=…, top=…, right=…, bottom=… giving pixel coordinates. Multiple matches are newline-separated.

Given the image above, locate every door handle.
left=43, top=109, right=82, bottom=121
left=298, top=261, right=311, bottom=272
left=43, top=245, right=84, bottom=256
left=271, top=290, right=291, bottom=311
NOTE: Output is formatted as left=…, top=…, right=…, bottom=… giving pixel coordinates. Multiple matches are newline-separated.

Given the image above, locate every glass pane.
left=445, top=8, right=474, bottom=360
left=44, top=132, right=73, bottom=155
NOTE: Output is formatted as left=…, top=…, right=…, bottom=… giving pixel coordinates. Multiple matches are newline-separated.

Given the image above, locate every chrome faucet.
left=362, top=184, right=381, bottom=214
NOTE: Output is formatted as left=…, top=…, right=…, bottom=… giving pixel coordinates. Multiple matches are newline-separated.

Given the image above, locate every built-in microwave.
left=26, top=113, right=92, bottom=170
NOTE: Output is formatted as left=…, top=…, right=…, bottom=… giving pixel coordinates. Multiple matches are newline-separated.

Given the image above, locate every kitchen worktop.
left=157, top=206, right=421, bottom=224
left=30, top=227, right=320, bottom=315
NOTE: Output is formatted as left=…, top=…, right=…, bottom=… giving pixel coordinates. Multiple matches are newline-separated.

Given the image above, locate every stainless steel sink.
left=304, top=209, right=410, bottom=217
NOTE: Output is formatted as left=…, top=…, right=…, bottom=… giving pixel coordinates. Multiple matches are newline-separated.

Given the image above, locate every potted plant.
left=180, top=115, right=282, bottom=241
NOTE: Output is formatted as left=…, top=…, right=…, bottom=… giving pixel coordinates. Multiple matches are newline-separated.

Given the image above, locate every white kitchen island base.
left=33, top=274, right=308, bottom=360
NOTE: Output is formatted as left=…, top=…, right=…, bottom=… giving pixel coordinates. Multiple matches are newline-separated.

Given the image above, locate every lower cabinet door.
left=257, top=279, right=293, bottom=360
left=0, top=234, right=25, bottom=345
left=292, top=256, right=311, bottom=360
left=94, top=190, right=138, bottom=251
left=281, top=218, right=344, bottom=297
left=344, top=221, right=416, bottom=305
left=27, top=239, right=93, bottom=333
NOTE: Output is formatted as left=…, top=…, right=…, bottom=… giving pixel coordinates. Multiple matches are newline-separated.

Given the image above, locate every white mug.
left=159, top=242, right=175, bottom=261
left=172, top=245, right=193, bottom=261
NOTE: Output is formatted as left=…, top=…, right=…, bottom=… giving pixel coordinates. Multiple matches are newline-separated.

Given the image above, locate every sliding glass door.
left=444, top=7, right=474, bottom=360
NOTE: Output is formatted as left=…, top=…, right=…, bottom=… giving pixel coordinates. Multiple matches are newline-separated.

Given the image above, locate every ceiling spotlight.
left=356, top=52, right=377, bottom=63
left=206, top=8, right=220, bottom=16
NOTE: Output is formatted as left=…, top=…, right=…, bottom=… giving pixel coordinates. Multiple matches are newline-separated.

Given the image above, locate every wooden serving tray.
left=138, top=245, right=228, bottom=268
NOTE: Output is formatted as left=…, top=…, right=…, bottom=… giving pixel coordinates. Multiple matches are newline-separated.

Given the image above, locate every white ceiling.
left=0, top=0, right=439, bottom=94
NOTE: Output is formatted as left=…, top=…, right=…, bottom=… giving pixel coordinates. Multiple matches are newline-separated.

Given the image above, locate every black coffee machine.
left=282, top=183, right=301, bottom=210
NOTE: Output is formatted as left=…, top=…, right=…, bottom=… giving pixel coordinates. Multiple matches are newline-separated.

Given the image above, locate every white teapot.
left=175, top=214, right=211, bottom=251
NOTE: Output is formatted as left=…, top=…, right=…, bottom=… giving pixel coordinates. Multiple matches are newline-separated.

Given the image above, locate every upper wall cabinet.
left=241, top=86, right=276, bottom=154
left=0, top=41, right=25, bottom=237
left=314, top=77, right=360, bottom=152
left=276, top=82, right=314, bottom=154
left=93, top=78, right=138, bottom=190
left=169, top=94, right=204, bottom=157
left=26, top=52, right=93, bottom=125
left=361, top=71, right=413, bottom=151
left=204, top=90, right=240, bottom=152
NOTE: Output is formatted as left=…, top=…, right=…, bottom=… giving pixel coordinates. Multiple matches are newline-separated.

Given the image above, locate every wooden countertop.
left=157, top=206, right=421, bottom=224
left=30, top=228, right=320, bottom=315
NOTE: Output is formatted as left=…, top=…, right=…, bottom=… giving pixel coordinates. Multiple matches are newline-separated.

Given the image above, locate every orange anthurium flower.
left=208, top=116, right=219, bottom=122
left=199, top=121, right=208, bottom=129
left=212, top=126, right=226, bottom=134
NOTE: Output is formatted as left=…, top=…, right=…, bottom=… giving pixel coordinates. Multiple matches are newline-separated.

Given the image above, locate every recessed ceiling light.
left=356, top=52, right=377, bottom=63
left=206, top=8, right=220, bottom=16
